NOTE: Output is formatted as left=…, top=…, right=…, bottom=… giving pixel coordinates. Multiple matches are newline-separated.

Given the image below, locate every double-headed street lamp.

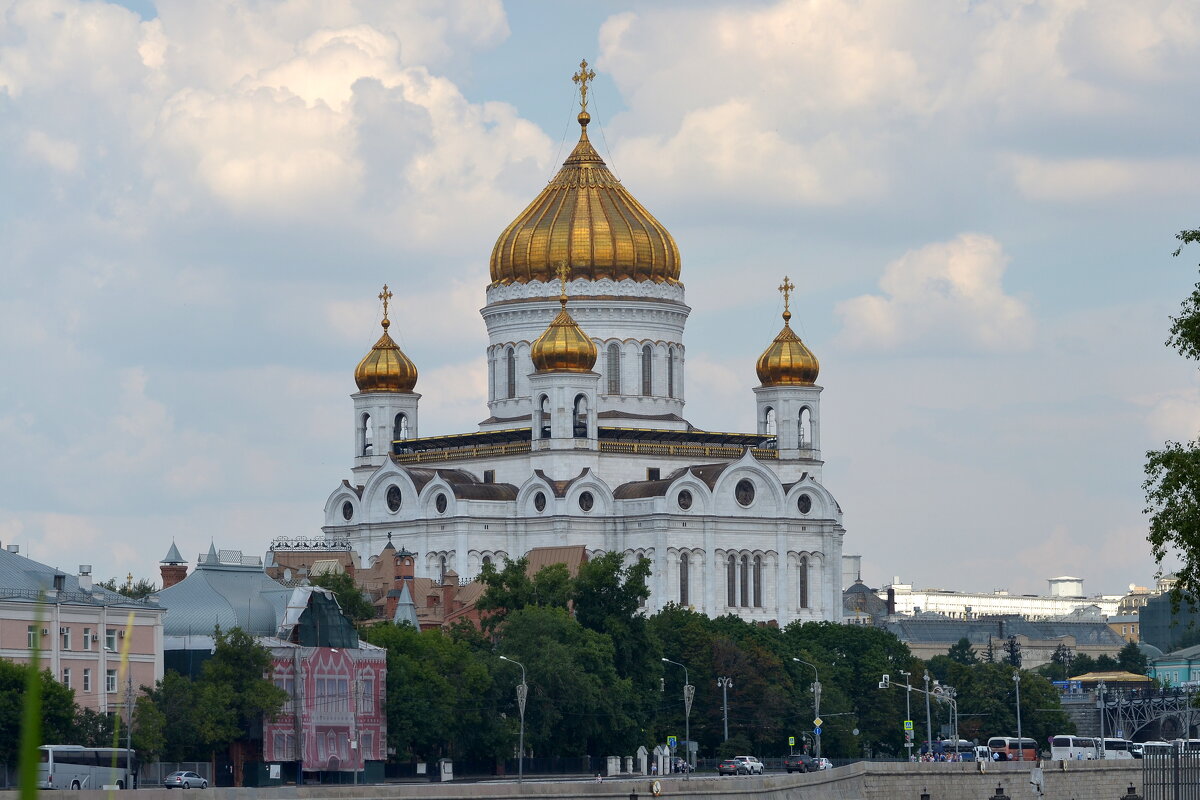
left=792, top=658, right=822, bottom=759
left=716, top=676, right=733, bottom=742
left=662, top=658, right=694, bottom=779
left=498, top=656, right=527, bottom=783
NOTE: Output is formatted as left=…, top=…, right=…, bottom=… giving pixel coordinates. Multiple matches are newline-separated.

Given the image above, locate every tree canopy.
left=309, top=569, right=375, bottom=622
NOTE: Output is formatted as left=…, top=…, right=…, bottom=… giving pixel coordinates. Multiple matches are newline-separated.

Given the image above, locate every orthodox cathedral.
left=319, top=63, right=845, bottom=625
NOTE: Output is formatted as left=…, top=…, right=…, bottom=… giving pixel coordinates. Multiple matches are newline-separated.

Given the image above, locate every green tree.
left=1118, top=641, right=1149, bottom=674
left=1070, top=652, right=1096, bottom=676
left=0, top=660, right=76, bottom=764
left=476, top=557, right=572, bottom=631
left=72, top=707, right=116, bottom=747
left=1003, top=636, right=1022, bottom=668
left=130, top=693, right=166, bottom=761
left=97, top=577, right=157, bottom=599
left=309, top=570, right=375, bottom=622
left=1095, top=654, right=1119, bottom=671
left=1145, top=227, right=1200, bottom=601
left=200, top=628, right=288, bottom=740
left=947, top=637, right=978, bottom=666
left=139, top=671, right=214, bottom=761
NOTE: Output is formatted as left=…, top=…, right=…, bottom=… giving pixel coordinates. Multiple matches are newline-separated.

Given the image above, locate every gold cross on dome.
left=778, top=276, right=795, bottom=315
left=557, top=262, right=571, bottom=304
left=378, top=284, right=393, bottom=320
left=572, top=59, right=596, bottom=111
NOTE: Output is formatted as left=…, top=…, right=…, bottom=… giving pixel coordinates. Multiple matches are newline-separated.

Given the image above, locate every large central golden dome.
left=489, top=110, right=681, bottom=287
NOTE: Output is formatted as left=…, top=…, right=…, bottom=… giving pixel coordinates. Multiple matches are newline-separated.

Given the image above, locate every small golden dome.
left=530, top=269, right=598, bottom=373
left=355, top=286, right=418, bottom=393
left=756, top=277, right=819, bottom=386
left=489, top=63, right=680, bottom=287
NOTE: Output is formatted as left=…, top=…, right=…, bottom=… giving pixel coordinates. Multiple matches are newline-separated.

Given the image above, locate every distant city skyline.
left=1, top=0, right=1198, bottom=596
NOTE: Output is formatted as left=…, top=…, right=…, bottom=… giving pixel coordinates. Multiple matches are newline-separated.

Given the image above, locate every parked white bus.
left=1100, top=738, right=1134, bottom=760
left=36, top=745, right=138, bottom=790
left=1050, top=735, right=1099, bottom=760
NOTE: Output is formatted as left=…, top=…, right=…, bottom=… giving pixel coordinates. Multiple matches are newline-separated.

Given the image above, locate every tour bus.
left=1100, top=738, right=1134, bottom=760
left=1050, top=735, right=1099, bottom=760
left=987, top=737, right=1040, bottom=761
left=939, top=740, right=979, bottom=760
left=36, top=745, right=138, bottom=790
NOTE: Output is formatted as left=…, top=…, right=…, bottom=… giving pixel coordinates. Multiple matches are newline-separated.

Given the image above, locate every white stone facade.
left=322, top=260, right=845, bottom=625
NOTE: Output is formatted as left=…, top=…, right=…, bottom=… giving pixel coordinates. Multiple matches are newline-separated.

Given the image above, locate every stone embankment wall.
left=0, top=760, right=1141, bottom=800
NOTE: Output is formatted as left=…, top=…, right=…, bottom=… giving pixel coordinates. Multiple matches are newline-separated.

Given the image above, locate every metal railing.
left=392, top=441, right=531, bottom=464
left=598, top=441, right=778, bottom=460
left=1144, top=743, right=1200, bottom=800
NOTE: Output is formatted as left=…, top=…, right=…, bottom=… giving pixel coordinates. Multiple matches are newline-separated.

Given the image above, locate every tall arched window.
left=439, top=555, right=448, bottom=584
left=667, top=347, right=675, bottom=398
left=799, top=407, right=812, bottom=447
left=764, top=407, right=776, bottom=436
left=538, top=395, right=550, bottom=439
left=740, top=555, right=750, bottom=607
left=607, top=343, right=621, bottom=394
left=506, top=348, right=517, bottom=399
left=574, top=394, right=589, bottom=437
left=641, top=345, right=653, bottom=396
left=361, top=413, right=372, bottom=456
left=726, top=555, right=736, bottom=607
left=394, top=413, right=409, bottom=441
left=799, top=556, right=809, bottom=609
left=680, top=553, right=689, bottom=607
left=482, top=555, right=492, bottom=568
left=753, top=556, right=763, bottom=608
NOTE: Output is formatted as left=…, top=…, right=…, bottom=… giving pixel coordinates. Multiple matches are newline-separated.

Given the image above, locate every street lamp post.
left=662, top=658, right=693, bottom=780
left=792, top=658, right=822, bottom=760
left=900, top=670, right=913, bottom=759
left=1013, top=672, right=1023, bottom=761
left=1097, top=679, right=1106, bottom=758
left=716, top=677, right=733, bottom=742
left=923, top=671, right=933, bottom=757
left=499, top=656, right=527, bottom=783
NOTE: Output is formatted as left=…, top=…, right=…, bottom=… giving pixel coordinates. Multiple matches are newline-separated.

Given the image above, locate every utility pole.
left=923, top=671, right=933, bottom=757
left=1097, top=679, right=1106, bottom=758
left=499, top=656, right=527, bottom=783
left=716, top=677, right=733, bottom=742
left=1014, top=672, right=1023, bottom=761
left=662, top=658, right=693, bottom=780
left=793, top=658, right=822, bottom=760
left=900, top=670, right=913, bottom=759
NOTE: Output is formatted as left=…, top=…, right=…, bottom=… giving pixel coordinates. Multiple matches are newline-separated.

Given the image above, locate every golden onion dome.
left=756, top=278, right=819, bottom=386
left=489, top=66, right=680, bottom=287
left=530, top=270, right=598, bottom=373
left=354, top=286, right=418, bottom=393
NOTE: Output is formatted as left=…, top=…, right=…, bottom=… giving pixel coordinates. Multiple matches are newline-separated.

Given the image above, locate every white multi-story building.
left=880, top=576, right=1122, bottom=620
left=319, top=73, right=846, bottom=626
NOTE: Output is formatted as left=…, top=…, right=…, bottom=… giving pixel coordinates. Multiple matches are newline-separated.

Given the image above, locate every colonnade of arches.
left=760, top=405, right=814, bottom=446
left=359, top=412, right=411, bottom=456
left=489, top=340, right=683, bottom=402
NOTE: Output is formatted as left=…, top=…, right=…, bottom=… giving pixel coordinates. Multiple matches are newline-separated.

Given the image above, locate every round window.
left=435, top=493, right=448, bottom=513
left=534, top=491, right=547, bottom=512
left=579, top=491, right=594, bottom=512
left=735, top=479, right=756, bottom=506
left=678, top=490, right=693, bottom=510
left=386, top=485, right=402, bottom=512
left=341, top=501, right=353, bottom=521
left=797, top=493, right=812, bottom=514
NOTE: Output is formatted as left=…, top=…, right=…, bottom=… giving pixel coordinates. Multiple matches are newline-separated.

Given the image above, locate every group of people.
left=911, top=751, right=967, bottom=762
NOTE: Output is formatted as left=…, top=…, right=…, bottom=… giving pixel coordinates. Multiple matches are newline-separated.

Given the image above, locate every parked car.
left=163, top=771, right=208, bottom=789
left=733, top=755, right=765, bottom=774
left=671, top=756, right=693, bottom=773
left=784, top=753, right=816, bottom=773
left=717, top=758, right=749, bottom=775
left=816, top=757, right=833, bottom=770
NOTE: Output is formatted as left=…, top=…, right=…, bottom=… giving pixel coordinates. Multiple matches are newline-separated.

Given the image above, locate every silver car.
left=163, top=771, right=208, bottom=789
left=733, top=755, right=765, bottom=774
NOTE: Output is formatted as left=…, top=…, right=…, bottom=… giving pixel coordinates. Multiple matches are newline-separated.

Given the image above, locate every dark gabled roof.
left=614, top=463, right=733, bottom=499
left=404, top=468, right=518, bottom=500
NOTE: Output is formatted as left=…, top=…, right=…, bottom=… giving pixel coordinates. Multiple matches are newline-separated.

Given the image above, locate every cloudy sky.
left=2, top=0, right=1199, bottom=598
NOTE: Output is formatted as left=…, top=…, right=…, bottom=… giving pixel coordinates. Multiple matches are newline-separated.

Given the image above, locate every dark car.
left=784, top=753, right=816, bottom=773
left=717, top=758, right=749, bottom=775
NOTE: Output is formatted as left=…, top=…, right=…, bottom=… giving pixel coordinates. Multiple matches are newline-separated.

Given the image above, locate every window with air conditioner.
left=83, top=627, right=92, bottom=650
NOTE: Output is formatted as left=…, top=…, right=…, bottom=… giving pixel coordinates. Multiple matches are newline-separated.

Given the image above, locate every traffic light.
left=879, top=674, right=890, bottom=689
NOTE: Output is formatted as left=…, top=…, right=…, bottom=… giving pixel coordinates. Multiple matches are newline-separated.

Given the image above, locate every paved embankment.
left=0, top=760, right=1142, bottom=800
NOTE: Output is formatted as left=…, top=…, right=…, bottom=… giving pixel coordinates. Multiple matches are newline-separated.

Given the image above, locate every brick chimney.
left=442, top=570, right=459, bottom=613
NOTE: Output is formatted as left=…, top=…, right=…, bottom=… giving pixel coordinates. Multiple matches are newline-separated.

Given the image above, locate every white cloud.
left=1007, top=155, right=1200, bottom=202
left=835, top=234, right=1033, bottom=352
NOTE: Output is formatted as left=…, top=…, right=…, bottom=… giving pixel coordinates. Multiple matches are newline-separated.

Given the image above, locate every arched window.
left=641, top=344, right=653, bottom=395
left=394, top=413, right=409, bottom=441
left=740, top=555, right=750, bottom=607
left=764, top=407, right=776, bottom=436
left=361, top=413, right=372, bottom=456
left=753, top=555, right=763, bottom=608
left=482, top=555, right=492, bottom=568
left=680, top=553, right=689, bottom=607
left=439, top=555, right=447, bottom=584
left=573, top=394, right=588, bottom=438
left=607, top=343, right=621, bottom=394
left=799, top=407, right=812, bottom=447
left=726, top=555, right=736, bottom=607
left=538, top=395, right=550, bottom=439
left=506, top=348, right=517, bottom=399
left=799, top=556, right=809, bottom=609
left=668, top=347, right=676, bottom=398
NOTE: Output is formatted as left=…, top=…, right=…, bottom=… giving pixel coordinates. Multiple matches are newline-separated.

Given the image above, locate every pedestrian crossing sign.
left=789, top=736, right=796, bottom=746
left=667, top=736, right=678, bottom=748
left=903, top=720, right=914, bottom=731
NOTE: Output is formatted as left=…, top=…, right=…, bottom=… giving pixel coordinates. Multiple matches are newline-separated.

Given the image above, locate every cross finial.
left=572, top=59, right=596, bottom=112
left=556, top=262, right=570, bottom=307
left=778, top=276, right=795, bottom=322
left=378, top=284, right=393, bottom=322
